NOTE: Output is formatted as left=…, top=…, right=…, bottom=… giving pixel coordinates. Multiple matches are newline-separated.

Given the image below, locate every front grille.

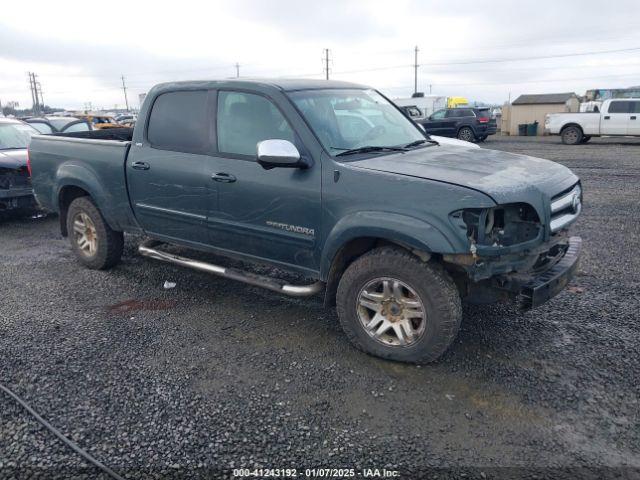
left=0, top=167, right=30, bottom=190
left=550, top=183, right=581, bottom=233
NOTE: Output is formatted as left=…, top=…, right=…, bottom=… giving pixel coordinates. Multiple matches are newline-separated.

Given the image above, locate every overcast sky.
left=1, top=0, right=639, bottom=110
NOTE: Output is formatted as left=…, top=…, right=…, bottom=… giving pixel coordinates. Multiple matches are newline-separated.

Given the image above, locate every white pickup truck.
left=545, top=98, right=640, bottom=144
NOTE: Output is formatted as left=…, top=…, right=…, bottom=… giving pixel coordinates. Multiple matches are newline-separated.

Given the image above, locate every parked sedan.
left=418, top=107, right=497, bottom=142
left=0, top=118, right=39, bottom=215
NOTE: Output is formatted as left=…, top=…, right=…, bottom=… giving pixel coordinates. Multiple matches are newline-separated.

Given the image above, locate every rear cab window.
left=147, top=90, right=210, bottom=153
left=608, top=101, right=632, bottom=114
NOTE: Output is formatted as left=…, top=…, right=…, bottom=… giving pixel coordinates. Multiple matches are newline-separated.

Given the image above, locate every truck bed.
left=29, top=128, right=139, bottom=233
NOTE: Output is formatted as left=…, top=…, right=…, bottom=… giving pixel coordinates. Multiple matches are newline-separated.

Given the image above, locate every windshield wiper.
left=403, top=139, right=439, bottom=148
left=333, top=145, right=408, bottom=157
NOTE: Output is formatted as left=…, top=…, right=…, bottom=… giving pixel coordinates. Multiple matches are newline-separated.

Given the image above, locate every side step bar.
left=138, top=240, right=324, bottom=298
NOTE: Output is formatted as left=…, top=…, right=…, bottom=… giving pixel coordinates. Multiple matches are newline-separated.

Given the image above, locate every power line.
left=235, top=62, right=240, bottom=78
left=420, top=45, right=640, bottom=67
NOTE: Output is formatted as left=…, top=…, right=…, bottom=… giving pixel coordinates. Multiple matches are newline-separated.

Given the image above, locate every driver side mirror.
left=257, top=139, right=310, bottom=170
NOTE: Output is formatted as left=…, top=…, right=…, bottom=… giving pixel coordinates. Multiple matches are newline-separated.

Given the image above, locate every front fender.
left=320, top=211, right=456, bottom=279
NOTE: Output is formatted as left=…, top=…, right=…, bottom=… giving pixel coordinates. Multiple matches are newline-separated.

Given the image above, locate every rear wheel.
left=561, top=126, right=583, bottom=145
left=66, top=196, right=123, bottom=270
left=336, top=247, right=462, bottom=364
left=457, top=127, right=476, bottom=142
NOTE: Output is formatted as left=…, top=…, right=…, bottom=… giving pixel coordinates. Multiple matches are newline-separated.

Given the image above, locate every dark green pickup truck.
left=29, top=79, right=582, bottom=363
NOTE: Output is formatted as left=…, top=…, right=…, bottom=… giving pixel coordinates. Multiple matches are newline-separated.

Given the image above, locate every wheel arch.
left=320, top=213, right=456, bottom=307
left=58, top=184, right=92, bottom=236
left=560, top=123, right=584, bottom=135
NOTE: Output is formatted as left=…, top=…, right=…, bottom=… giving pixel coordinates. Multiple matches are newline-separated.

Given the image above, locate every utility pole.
left=235, top=62, right=240, bottom=78
left=28, top=72, right=42, bottom=115
left=322, top=48, right=330, bottom=80
left=36, top=80, right=44, bottom=112
left=121, top=75, right=130, bottom=112
left=28, top=73, right=37, bottom=115
left=33, top=74, right=41, bottom=114
left=413, top=46, right=419, bottom=95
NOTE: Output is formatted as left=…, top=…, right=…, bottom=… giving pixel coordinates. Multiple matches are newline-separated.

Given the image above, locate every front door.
left=207, top=90, right=321, bottom=273
left=602, top=100, right=631, bottom=135
left=422, top=109, right=447, bottom=135
left=127, top=90, right=215, bottom=244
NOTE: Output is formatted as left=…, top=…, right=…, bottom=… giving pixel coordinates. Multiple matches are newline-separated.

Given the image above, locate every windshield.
left=288, top=89, right=425, bottom=156
left=0, top=123, right=38, bottom=150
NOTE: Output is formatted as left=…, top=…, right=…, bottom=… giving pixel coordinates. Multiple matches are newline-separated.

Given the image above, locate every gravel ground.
left=1, top=136, right=639, bottom=479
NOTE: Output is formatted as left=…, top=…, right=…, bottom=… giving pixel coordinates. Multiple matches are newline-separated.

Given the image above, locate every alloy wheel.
left=356, top=277, right=427, bottom=347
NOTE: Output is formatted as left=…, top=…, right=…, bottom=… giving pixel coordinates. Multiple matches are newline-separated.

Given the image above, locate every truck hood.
left=351, top=145, right=579, bottom=204
left=0, top=149, right=28, bottom=169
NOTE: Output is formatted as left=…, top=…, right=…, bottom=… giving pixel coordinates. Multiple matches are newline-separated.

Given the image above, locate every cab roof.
left=152, top=78, right=370, bottom=93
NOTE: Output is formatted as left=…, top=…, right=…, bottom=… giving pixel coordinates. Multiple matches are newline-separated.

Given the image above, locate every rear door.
left=127, top=90, right=216, bottom=244
left=628, top=100, right=640, bottom=135
left=602, top=100, right=631, bottom=135
left=443, top=109, right=464, bottom=136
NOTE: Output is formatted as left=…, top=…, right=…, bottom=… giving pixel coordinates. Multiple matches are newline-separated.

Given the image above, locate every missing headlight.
left=451, top=203, right=541, bottom=247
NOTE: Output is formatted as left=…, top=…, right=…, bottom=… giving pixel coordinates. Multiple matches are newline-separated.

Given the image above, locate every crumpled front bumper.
left=0, top=187, right=35, bottom=210
left=519, top=236, right=581, bottom=310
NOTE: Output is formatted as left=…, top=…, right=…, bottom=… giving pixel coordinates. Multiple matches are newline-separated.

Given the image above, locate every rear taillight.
left=26, top=148, right=32, bottom=177
left=478, top=117, right=490, bottom=123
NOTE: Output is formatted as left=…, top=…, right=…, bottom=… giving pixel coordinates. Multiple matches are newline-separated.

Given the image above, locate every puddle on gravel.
left=106, top=298, right=178, bottom=313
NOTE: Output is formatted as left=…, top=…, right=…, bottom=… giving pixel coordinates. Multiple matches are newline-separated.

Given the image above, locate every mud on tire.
left=336, top=247, right=462, bottom=364
left=66, top=196, right=123, bottom=270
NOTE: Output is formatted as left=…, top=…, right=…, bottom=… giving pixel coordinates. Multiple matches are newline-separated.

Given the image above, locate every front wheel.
left=336, top=247, right=462, bottom=364
left=457, top=127, right=476, bottom=142
left=66, top=196, right=123, bottom=270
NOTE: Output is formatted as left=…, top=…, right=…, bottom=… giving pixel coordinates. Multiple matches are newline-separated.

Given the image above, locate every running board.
left=138, top=240, right=324, bottom=298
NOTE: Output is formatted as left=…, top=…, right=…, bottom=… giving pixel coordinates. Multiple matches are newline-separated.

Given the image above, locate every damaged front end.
left=445, top=200, right=581, bottom=309
left=0, top=165, right=35, bottom=212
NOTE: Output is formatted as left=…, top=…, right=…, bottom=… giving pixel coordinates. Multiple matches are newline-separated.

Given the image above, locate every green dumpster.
left=518, top=124, right=527, bottom=136
left=527, top=122, right=538, bottom=136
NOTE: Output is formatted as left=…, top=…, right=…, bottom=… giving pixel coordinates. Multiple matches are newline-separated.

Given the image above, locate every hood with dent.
left=0, top=149, right=28, bottom=169
left=351, top=144, right=578, bottom=204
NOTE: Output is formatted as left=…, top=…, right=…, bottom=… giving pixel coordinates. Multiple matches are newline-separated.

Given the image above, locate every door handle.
left=211, top=172, right=236, bottom=183
left=131, top=161, right=150, bottom=170
left=604, top=116, right=610, bottom=120
left=631, top=116, right=637, bottom=120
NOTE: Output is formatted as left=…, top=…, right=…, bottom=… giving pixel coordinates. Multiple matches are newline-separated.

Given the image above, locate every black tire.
left=336, top=247, right=462, bottom=364
left=66, top=196, right=123, bottom=270
left=580, top=136, right=591, bottom=144
left=457, top=126, right=476, bottom=142
left=561, top=126, right=583, bottom=145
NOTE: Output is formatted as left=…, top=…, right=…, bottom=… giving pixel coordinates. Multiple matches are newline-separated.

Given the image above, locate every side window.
left=217, top=91, right=295, bottom=157
left=63, top=122, right=91, bottom=133
left=608, top=101, right=631, bottom=114
left=631, top=101, right=640, bottom=114
left=147, top=90, right=209, bottom=153
left=445, top=109, right=457, bottom=118
left=431, top=110, right=446, bottom=120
